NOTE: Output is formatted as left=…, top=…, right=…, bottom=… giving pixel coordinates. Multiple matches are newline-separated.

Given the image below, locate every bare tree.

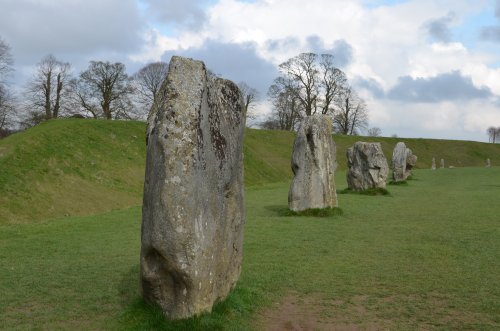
left=264, top=76, right=303, bottom=131
left=74, top=61, right=134, bottom=119
left=319, top=54, right=347, bottom=115
left=238, top=82, right=259, bottom=122
left=0, top=38, right=15, bottom=131
left=26, top=54, right=71, bottom=120
left=133, top=61, right=169, bottom=111
left=333, top=86, right=368, bottom=135
left=278, top=53, right=319, bottom=116
left=487, top=126, right=500, bottom=143
left=367, top=127, right=382, bottom=137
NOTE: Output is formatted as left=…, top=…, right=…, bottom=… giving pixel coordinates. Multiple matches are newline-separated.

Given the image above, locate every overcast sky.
left=1, top=0, right=500, bottom=141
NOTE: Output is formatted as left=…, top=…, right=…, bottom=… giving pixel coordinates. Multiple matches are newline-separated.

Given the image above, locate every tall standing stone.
left=486, top=158, right=491, bottom=167
left=392, top=142, right=417, bottom=181
left=288, top=115, right=337, bottom=212
left=346, top=142, right=388, bottom=190
left=141, top=56, right=246, bottom=319
left=431, top=157, right=436, bottom=170
left=441, top=158, right=445, bottom=169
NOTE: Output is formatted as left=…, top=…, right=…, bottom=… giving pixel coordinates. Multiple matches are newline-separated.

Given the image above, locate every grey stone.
left=141, top=56, right=246, bottom=319
left=346, top=142, right=388, bottom=190
left=391, top=142, right=417, bottom=181
left=441, top=158, right=445, bottom=169
left=431, top=157, right=436, bottom=170
left=486, top=158, right=491, bottom=167
left=288, top=115, right=337, bottom=211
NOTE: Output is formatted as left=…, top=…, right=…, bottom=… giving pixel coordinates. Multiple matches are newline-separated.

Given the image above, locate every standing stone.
left=441, top=158, right=445, bottom=169
left=392, top=142, right=417, bottom=181
left=288, top=115, right=337, bottom=212
left=346, top=142, right=388, bottom=190
left=141, top=56, right=245, bottom=319
left=431, top=157, right=436, bottom=170
left=486, top=158, right=491, bottom=167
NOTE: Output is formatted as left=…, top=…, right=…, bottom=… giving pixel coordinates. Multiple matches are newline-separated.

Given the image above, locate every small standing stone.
left=141, top=56, right=246, bottom=320
left=431, top=157, right=436, bottom=170
left=486, top=158, right=491, bottom=167
left=440, top=158, right=445, bottom=169
left=288, top=115, right=337, bottom=212
left=346, top=142, right=388, bottom=190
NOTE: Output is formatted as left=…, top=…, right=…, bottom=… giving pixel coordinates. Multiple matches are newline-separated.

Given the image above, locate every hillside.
left=1, top=119, right=499, bottom=222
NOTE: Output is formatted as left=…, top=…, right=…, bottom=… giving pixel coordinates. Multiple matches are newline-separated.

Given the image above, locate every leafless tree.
left=264, top=76, right=304, bottom=131
left=319, top=54, right=347, bottom=115
left=487, top=126, right=500, bottom=143
left=333, top=86, right=368, bottom=135
left=133, top=61, right=169, bottom=111
left=367, top=127, right=382, bottom=137
left=278, top=53, right=319, bottom=116
left=0, top=87, right=15, bottom=131
left=26, top=54, right=71, bottom=120
left=0, top=38, right=15, bottom=131
left=73, top=61, right=134, bottom=119
left=238, top=82, right=259, bottom=122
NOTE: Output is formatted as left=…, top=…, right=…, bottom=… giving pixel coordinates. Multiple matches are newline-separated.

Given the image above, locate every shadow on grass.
left=388, top=180, right=408, bottom=186
left=115, top=265, right=260, bottom=331
left=265, top=205, right=343, bottom=218
left=337, top=187, right=391, bottom=196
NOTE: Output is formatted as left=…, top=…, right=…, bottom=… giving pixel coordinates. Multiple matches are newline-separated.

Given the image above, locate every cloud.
left=140, top=0, right=208, bottom=30
left=423, top=12, right=455, bottom=43
left=354, top=77, right=385, bottom=98
left=304, top=36, right=354, bottom=67
left=0, top=0, right=144, bottom=64
left=161, top=40, right=279, bottom=98
left=387, top=71, right=492, bottom=103
left=480, top=0, right=500, bottom=42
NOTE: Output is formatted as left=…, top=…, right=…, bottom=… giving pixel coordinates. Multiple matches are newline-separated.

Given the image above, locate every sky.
left=1, top=0, right=500, bottom=142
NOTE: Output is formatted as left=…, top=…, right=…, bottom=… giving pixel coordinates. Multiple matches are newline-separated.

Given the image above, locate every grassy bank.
left=2, top=119, right=500, bottom=222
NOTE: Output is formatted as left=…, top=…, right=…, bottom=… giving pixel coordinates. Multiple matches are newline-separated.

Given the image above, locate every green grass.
left=2, top=119, right=500, bottom=222
left=1, top=167, right=499, bottom=329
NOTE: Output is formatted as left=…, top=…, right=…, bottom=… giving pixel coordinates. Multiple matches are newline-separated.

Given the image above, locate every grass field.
left=1, top=167, right=499, bottom=330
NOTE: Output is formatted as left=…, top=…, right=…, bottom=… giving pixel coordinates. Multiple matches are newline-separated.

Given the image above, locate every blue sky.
left=1, top=0, right=500, bottom=142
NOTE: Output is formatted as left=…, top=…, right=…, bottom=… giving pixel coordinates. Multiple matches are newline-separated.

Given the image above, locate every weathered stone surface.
left=391, top=142, right=417, bottom=181
left=288, top=115, right=337, bottom=211
left=346, top=142, right=388, bottom=190
left=431, top=157, right=436, bottom=170
left=486, top=158, right=491, bottom=167
left=405, top=152, right=417, bottom=179
left=441, top=158, right=445, bottom=169
left=141, top=56, right=245, bottom=319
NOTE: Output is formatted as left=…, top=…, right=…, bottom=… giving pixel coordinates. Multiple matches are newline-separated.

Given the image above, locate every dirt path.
left=255, top=292, right=388, bottom=331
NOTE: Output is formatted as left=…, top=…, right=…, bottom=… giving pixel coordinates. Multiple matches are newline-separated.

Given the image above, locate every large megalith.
left=288, top=115, right=337, bottom=211
left=346, top=142, right=388, bottom=190
left=140, top=56, right=246, bottom=319
left=431, top=157, right=436, bottom=170
left=391, top=142, right=417, bottom=181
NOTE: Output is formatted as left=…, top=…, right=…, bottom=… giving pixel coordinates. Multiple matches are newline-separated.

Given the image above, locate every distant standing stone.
left=486, top=158, right=491, bottom=167
left=288, top=115, right=337, bottom=211
left=392, top=142, right=417, bottom=181
left=141, top=56, right=246, bottom=319
left=346, top=142, right=388, bottom=190
left=441, top=158, right=445, bottom=169
left=431, top=157, right=436, bottom=170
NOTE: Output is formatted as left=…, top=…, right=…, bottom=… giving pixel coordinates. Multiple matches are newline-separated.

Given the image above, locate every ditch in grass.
left=281, top=207, right=344, bottom=217
left=338, top=187, right=390, bottom=196
left=388, top=180, right=408, bottom=186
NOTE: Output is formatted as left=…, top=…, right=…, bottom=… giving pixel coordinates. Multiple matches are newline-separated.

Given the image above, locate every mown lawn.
left=1, top=167, right=499, bottom=330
